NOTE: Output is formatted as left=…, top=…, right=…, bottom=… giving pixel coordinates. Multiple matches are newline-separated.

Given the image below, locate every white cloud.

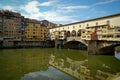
left=3, top=0, right=113, bottom=24
left=0, top=0, right=89, bottom=24
left=19, top=0, right=75, bottom=23
left=62, top=5, right=89, bottom=10
left=21, top=12, right=43, bottom=20
left=90, top=8, right=107, bottom=14
left=93, top=0, right=118, bottom=6
left=20, top=0, right=43, bottom=20
left=56, top=5, right=89, bottom=14
left=20, top=0, right=40, bottom=13
left=42, top=11, right=75, bottom=23
left=40, top=0, right=58, bottom=6
left=2, top=5, right=14, bottom=11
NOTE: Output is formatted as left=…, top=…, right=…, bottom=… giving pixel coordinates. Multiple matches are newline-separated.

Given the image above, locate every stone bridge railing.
left=66, top=37, right=88, bottom=46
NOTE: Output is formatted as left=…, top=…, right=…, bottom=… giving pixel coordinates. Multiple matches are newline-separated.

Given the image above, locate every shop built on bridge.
left=49, top=13, right=120, bottom=55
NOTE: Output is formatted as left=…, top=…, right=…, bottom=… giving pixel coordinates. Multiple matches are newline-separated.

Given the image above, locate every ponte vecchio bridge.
left=49, top=13, right=120, bottom=55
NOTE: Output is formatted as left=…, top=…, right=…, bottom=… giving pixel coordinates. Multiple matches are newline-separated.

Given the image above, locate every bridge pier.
left=55, top=39, right=64, bottom=49
left=87, top=41, right=115, bottom=55
left=87, top=40, right=99, bottom=55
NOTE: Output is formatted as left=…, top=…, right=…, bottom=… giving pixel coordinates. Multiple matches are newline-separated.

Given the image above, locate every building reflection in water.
left=49, top=54, right=120, bottom=80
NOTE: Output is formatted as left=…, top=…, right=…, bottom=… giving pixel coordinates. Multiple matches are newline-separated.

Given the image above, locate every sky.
left=0, top=0, right=120, bottom=24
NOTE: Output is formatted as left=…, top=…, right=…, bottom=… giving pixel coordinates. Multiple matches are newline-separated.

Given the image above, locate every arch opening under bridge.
left=98, top=43, right=120, bottom=55
left=64, top=41, right=87, bottom=50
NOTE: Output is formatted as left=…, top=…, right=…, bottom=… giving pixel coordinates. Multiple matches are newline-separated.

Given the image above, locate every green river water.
left=0, top=48, right=120, bottom=80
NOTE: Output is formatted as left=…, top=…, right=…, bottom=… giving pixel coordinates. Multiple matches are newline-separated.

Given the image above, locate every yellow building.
left=0, top=10, right=21, bottom=41
left=24, top=18, right=48, bottom=41
left=0, top=10, right=56, bottom=47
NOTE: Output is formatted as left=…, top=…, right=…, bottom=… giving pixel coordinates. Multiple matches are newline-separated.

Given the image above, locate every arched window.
left=64, top=30, right=66, bottom=36
left=71, top=30, right=76, bottom=37
left=77, top=30, right=81, bottom=37
left=79, top=25, right=81, bottom=28
left=96, top=22, right=98, bottom=26
left=66, top=31, right=70, bottom=37
left=107, top=20, right=110, bottom=24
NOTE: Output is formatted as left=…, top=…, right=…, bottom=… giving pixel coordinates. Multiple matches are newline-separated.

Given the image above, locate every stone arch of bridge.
left=98, top=43, right=120, bottom=55
left=65, top=36, right=88, bottom=46
left=64, top=41, right=87, bottom=49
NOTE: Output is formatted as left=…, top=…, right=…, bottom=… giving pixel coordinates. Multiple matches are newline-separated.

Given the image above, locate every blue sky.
left=0, top=0, right=120, bottom=24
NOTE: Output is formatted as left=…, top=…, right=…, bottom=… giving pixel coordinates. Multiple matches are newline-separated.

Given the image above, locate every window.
left=79, top=25, right=81, bottom=28
left=96, top=22, right=98, bottom=25
left=107, top=20, right=110, bottom=24
left=73, top=26, right=75, bottom=29
left=86, top=24, right=89, bottom=26
left=82, top=31, right=85, bottom=33
left=33, top=32, right=35, bottom=34
left=116, top=35, right=120, bottom=38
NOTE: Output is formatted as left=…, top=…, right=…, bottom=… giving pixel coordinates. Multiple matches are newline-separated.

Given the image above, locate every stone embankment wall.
left=0, top=41, right=55, bottom=49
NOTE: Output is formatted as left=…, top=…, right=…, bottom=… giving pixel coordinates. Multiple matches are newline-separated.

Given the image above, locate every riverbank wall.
left=0, top=41, right=55, bottom=49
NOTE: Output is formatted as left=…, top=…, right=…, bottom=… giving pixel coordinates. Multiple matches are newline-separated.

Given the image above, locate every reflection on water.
left=49, top=53, right=120, bottom=80
left=0, top=48, right=120, bottom=80
left=21, top=66, right=75, bottom=80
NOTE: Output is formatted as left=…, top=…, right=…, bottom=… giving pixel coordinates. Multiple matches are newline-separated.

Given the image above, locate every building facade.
left=49, top=13, right=120, bottom=41
left=0, top=10, right=56, bottom=48
left=0, top=10, right=22, bottom=47
left=24, top=18, right=50, bottom=42
left=0, top=10, right=22, bottom=41
left=40, top=20, right=57, bottom=28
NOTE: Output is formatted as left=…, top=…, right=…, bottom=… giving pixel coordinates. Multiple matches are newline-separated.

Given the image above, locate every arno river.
left=0, top=48, right=120, bottom=80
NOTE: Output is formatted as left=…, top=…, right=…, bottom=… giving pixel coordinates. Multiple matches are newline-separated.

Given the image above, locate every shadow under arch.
left=64, top=41, right=87, bottom=50
left=99, top=43, right=120, bottom=55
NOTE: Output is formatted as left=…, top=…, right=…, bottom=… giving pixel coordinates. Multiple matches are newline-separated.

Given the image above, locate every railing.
left=67, top=37, right=87, bottom=45
left=67, top=36, right=79, bottom=42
